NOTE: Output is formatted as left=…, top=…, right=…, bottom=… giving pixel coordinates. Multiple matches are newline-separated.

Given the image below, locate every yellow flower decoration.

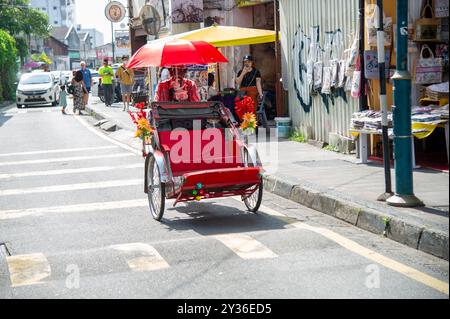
left=240, top=112, right=257, bottom=133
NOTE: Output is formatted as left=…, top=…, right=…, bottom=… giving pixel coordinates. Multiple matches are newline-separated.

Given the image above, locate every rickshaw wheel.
left=242, top=149, right=263, bottom=213
left=244, top=178, right=263, bottom=213
left=147, top=156, right=166, bottom=221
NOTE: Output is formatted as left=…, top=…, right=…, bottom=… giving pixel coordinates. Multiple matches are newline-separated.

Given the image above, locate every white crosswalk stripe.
left=0, top=153, right=135, bottom=166
left=0, top=199, right=148, bottom=220
left=0, top=179, right=142, bottom=197
left=214, top=233, right=278, bottom=260
left=110, top=243, right=170, bottom=272
left=0, top=163, right=141, bottom=180
left=6, top=253, right=51, bottom=287
left=0, top=145, right=118, bottom=158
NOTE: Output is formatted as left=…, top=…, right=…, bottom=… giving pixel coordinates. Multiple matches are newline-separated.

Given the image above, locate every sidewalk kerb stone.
left=418, top=229, right=449, bottom=260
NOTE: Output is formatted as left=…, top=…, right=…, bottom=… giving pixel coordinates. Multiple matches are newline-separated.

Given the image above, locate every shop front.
left=350, top=0, right=449, bottom=170
left=279, top=0, right=448, bottom=170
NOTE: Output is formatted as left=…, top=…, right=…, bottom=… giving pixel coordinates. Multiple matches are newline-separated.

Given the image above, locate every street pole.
left=274, top=0, right=284, bottom=117
left=109, top=0, right=115, bottom=63
left=111, top=21, right=116, bottom=63
left=358, top=0, right=368, bottom=111
left=387, top=0, right=423, bottom=207
left=376, top=0, right=393, bottom=202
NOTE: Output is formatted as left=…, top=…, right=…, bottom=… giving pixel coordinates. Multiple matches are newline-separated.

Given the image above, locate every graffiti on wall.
left=292, top=26, right=349, bottom=114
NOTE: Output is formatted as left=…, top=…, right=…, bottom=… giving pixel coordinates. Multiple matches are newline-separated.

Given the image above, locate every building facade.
left=279, top=0, right=360, bottom=146
left=78, top=27, right=105, bottom=48
left=30, top=0, right=77, bottom=27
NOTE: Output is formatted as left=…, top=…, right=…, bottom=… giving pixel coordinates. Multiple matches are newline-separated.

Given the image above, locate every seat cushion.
left=158, top=129, right=243, bottom=176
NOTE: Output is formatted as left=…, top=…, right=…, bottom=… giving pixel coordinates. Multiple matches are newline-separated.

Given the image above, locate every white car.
left=16, top=73, right=61, bottom=108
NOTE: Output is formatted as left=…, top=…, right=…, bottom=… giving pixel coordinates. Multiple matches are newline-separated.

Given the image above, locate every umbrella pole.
left=148, top=67, right=151, bottom=104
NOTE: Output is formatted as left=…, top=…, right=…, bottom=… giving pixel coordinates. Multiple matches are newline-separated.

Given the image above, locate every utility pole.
left=358, top=0, right=368, bottom=111
left=386, top=0, right=423, bottom=207
left=109, top=0, right=116, bottom=63
left=376, top=0, right=393, bottom=201
left=274, top=0, right=284, bottom=117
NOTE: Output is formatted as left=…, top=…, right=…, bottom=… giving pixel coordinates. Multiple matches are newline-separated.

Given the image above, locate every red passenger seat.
left=158, top=129, right=243, bottom=176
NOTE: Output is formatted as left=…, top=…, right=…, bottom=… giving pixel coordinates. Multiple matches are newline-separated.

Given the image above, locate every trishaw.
left=142, top=101, right=264, bottom=220
left=127, top=39, right=264, bottom=221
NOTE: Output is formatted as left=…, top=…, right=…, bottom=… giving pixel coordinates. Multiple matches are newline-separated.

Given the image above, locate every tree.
left=0, top=29, right=18, bottom=102
left=0, top=0, right=50, bottom=63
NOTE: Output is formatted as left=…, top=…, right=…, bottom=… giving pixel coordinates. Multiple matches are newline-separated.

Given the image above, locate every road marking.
left=73, top=115, right=141, bottom=156
left=214, top=234, right=278, bottom=260
left=0, top=163, right=142, bottom=180
left=259, top=204, right=290, bottom=217
left=0, top=199, right=149, bottom=220
left=0, top=179, right=142, bottom=197
left=235, top=199, right=449, bottom=295
left=0, top=153, right=134, bottom=167
left=110, top=243, right=170, bottom=272
left=0, top=145, right=118, bottom=158
left=291, top=222, right=449, bottom=295
left=6, top=253, right=51, bottom=287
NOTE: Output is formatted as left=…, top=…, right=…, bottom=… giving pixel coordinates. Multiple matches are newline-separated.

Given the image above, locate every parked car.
left=16, top=73, right=60, bottom=108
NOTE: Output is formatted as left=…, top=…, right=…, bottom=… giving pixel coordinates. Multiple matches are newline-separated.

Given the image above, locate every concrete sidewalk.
left=84, top=97, right=449, bottom=260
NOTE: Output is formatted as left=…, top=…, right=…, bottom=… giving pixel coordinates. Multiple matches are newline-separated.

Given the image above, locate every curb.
left=263, top=174, right=449, bottom=260
left=82, top=104, right=449, bottom=261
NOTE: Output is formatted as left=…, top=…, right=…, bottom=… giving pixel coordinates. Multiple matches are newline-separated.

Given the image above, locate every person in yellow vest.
left=116, top=55, right=135, bottom=111
left=99, top=58, right=114, bottom=107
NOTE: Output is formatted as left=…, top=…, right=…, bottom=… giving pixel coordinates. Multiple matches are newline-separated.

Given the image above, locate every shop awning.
left=159, top=25, right=277, bottom=47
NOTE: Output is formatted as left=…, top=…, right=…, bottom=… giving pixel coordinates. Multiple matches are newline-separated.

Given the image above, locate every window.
left=42, top=7, right=46, bottom=10
left=54, top=21, right=58, bottom=25
left=53, top=6, right=57, bottom=10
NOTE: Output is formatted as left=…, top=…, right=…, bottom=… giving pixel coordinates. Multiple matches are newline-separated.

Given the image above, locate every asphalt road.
left=0, top=103, right=448, bottom=299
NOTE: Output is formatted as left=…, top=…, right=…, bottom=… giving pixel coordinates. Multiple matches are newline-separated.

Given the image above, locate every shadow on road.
left=162, top=200, right=291, bottom=236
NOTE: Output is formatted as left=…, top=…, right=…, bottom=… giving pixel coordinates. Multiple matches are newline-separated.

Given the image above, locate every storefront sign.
left=238, top=0, right=273, bottom=8
left=171, top=0, right=203, bottom=24
left=68, top=51, right=80, bottom=59
left=115, top=30, right=130, bottom=49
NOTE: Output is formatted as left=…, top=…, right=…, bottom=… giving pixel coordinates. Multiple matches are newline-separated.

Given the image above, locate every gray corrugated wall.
left=280, top=0, right=360, bottom=143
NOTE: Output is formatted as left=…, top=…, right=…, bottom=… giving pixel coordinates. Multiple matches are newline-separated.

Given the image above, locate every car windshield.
left=21, top=74, right=51, bottom=84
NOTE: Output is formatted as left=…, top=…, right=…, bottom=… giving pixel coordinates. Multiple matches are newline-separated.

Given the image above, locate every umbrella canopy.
left=126, top=39, right=228, bottom=69
left=166, top=25, right=277, bottom=47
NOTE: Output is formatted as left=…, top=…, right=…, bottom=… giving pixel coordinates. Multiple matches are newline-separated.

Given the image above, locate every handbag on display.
left=366, top=4, right=393, bottom=47
left=433, top=0, right=449, bottom=18
left=364, top=50, right=391, bottom=80
left=351, top=56, right=362, bottom=99
left=415, top=2, right=442, bottom=41
left=414, top=44, right=443, bottom=84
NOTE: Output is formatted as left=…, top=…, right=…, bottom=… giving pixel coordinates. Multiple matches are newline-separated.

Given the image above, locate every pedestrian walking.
left=80, top=61, right=93, bottom=107
left=99, top=58, right=114, bottom=107
left=115, top=55, right=134, bottom=111
left=60, top=84, right=68, bottom=114
left=72, top=70, right=87, bottom=114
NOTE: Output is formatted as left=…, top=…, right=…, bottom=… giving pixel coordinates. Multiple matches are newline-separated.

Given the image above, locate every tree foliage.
left=0, top=0, right=50, bottom=38
left=0, top=29, right=18, bottom=101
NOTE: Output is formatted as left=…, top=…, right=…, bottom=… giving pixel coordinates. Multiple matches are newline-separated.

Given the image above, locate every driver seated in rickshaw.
left=154, top=66, right=201, bottom=103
